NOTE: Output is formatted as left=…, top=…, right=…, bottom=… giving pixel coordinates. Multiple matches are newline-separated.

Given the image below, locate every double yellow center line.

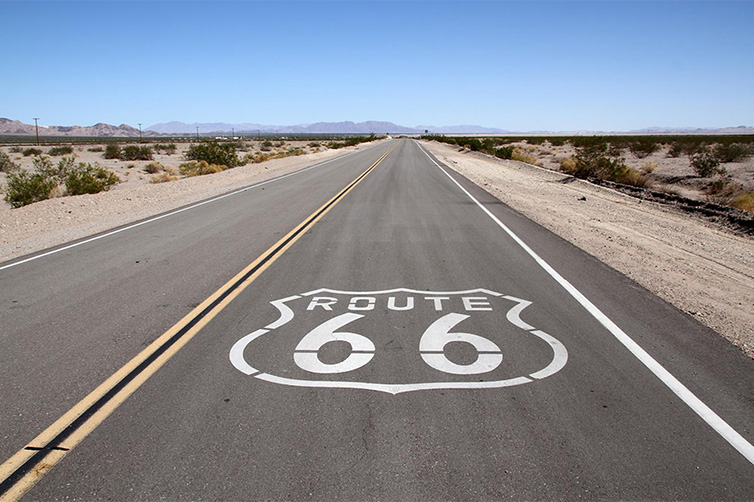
left=0, top=141, right=399, bottom=501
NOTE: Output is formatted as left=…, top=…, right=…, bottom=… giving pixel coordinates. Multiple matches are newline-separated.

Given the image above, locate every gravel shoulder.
left=421, top=140, right=754, bottom=358
left=0, top=143, right=374, bottom=263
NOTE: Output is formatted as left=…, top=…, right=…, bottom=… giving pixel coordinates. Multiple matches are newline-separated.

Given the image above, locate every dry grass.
left=512, top=148, right=539, bottom=165
left=560, top=156, right=577, bottom=174
left=731, top=192, right=754, bottom=212
left=150, top=172, right=179, bottom=184
left=179, top=160, right=225, bottom=177
left=144, top=161, right=164, bottom=174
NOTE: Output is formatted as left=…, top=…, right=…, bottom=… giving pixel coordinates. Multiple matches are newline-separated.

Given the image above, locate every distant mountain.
left=0, top=118, right=158, bottom=137
left=146, top=120, right=514, bottom=135
left=416, top=124, right=510, bottom=134
left=146, top=121, right=273, bottom=134
left=629, top=125, right=754, bottom=135
left=147, top=120, right=419, bottom=134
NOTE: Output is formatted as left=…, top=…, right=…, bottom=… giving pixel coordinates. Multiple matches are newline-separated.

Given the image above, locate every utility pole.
left=138, top=123, right=142, bottom=143
left=33, top=118, right=40, bottom=146
left=196, top=126, right=199, bottom=140
left=232, top=128, right=234, bottom=140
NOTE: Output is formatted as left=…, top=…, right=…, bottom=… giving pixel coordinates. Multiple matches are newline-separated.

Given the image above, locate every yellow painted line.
left=0, top=141, right=399, bottom=501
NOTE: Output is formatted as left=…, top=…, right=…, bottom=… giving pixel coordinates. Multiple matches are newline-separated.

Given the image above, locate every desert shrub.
left=144, top=161, right=164, bottom=174
left=713, top=143, right=753, bottom=163
left=494, top=146, right=513, bottom=159
left=104, top=144, right=122, bottom=159
left=9, top=146, right=22, bottom=153
left=121, top=145, right=153, bottom=161
left=667, top=138, right=707, bottom=157
left=150, top=173, right=180, bottom=183
left=185, top=141, right=239, bottom=168
left=27, top=155, right=74, bottom=186
left=613, top=168, right=649, bottom=187
left=731, top=192, right=754, bottom=212
left=0, top=151, right=19, bottom=172
left=461, top=138, right=484, bottom=152
left=308, top=142, right=321, bottom=148
left=88, top=146, right=104, bottom=152
left=548, top=138, right=565, bottom=147
left=23, top=148, right=42, bottom=157
left=65, top=164, right=120, bottom=195
left=560, top=156, right=578, bottom=174
left=153, top=143, right=177, bottom=155
left=482, top=138, right=496, bottom=152
left=245, top=153, right=271, bottom=164
left=690, top=148, right=725, bottom=177
left=511, top=149, right=538, bottom=164
left=628, top=139, right=659, bottom=158
left=262, top=140, right=273, bottom=148
left=4, top=170, right=58, bottom=208
left=571, top=142, right=645, bottom=185
left=48, top=145, right=74, bottom=156
left=179, top=160, right=226, bottom=177
left=666, top=143, right=683, bottom=158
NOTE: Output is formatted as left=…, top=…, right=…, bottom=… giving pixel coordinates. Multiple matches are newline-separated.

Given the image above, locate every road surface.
left=1, top=139, right=753, bottom=500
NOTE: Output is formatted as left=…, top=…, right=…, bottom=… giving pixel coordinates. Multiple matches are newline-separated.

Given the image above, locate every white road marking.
left=0, top=150, right=363, bottom=272
left=416, top=140, right=754, bottom=466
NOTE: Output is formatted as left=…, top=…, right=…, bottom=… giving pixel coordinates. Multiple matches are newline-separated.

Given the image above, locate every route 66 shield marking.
left=229, top=288, right=568, bottom=394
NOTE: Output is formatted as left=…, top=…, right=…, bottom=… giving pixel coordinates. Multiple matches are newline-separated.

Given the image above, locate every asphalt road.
left=1, top=139, right=753, bottom=500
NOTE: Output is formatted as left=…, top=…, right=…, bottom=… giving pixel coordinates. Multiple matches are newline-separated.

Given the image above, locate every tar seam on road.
left=0, top=147, right=367, bottom=272
left=416, top=140, right=754, bottom=467
left=0, top=142, right=399, bottom=502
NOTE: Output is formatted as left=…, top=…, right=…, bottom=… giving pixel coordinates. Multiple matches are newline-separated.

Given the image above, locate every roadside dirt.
left=421, top=140, right=754, bottom=359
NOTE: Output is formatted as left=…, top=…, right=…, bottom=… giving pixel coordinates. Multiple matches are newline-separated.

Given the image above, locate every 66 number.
left=293, top=313, right=503, bottom=376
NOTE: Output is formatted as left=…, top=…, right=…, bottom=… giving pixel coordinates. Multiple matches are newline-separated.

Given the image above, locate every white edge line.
left=0, top=149, right=365, bottom=272
left=415, top=140, right=754, bottom=466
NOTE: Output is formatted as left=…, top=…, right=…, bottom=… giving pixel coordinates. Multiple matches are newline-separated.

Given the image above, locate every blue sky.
left=2, top=1, right=753, bottom=131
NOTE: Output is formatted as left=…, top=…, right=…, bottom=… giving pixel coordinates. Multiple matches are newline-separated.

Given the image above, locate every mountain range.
left=0, top=118, right=159, bottom=138
left=1, top=118, right=752, bottom=137
left=146, top=121, right=509, bottom=135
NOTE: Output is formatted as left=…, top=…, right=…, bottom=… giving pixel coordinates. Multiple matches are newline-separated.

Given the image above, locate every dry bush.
left=732, top=192, right=754, bottom=212
left=560, top=156, right=578, bottom=174
left=150, top=173, right=179, bottom=183
left=179, top=160, right=225, bottom=177
left=512, top=149, right=538, bottom=165
left=144, top=161, right=164, bottom=174
left=245, top=153, right=272, bottom=164
left=691, top=148, right=725, bottom=177
left=0, top=151, right=19, bottom=172
left=613, top=168, right=649, bottom=187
